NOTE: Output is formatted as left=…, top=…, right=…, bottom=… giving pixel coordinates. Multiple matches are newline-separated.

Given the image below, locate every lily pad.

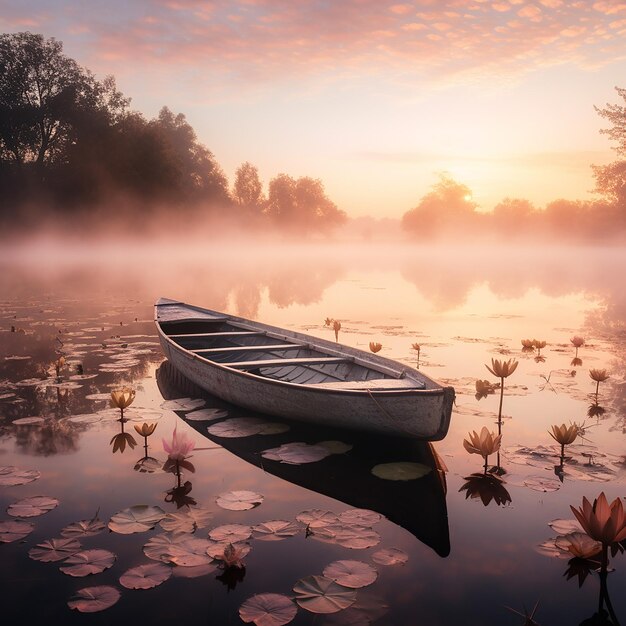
left=119, top=562, right=172, bottom=589
left=252, top=520, right=302, bottom=541
left=207, top=417, right=266, bottom=438
left=293, top=575, right=357, bottom=614
left=338, top=509, right=381, bottom=526
left=257, top=422, right=291, bottom=435
left=217, top=490, right=264, bottom=511
left=60, top=549, right=116, bottom=577
left=7, top=495, right=59, bottom=518
left=143, top=534, right=214, bottom=567
left=185, top=408, right=229, bottom=421
left=371, top=547, right=408, bottom=566
left=323, top=560, right=378, bottom=588
left=108, top=505, right=166, bottom=534
left=61, top=517, right=106, bottom=538
left=548, top=518, right=582, bottom=535
left=371, top=462, right=431, bottom=481
left=0, top=466, right=41, bottom=486
left=207, top=540, right=251, bottom=560
left=67, top=586, right=121, bottom=613
left=318, top=441, right=353, bottom=455
left=296, top=509, right=339, bottom=528
left=12, top=417, right=45, bottom=425
left=209, top=524, right=252, bottom=543
left=262, top=442, right=332, bottom=465
left=29, top=538, right=82, bottom=562
left=160, top=507, right=213, bottom=533
left=171, top=563, right=217, bottom=578
left=0, top=519, right=34, bottom=543
left=161, top=397, right=206, bottom=411
left=523, top=476, right=562, bottom=493
left=239, top=593, right=298, bottom=626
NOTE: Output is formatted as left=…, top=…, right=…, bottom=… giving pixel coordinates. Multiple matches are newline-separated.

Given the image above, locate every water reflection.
left=156, top=360, right=451, bottom=557
left=458, top=473, right=512, bottom=507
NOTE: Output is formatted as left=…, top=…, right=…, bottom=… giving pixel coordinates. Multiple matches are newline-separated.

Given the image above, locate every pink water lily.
left=162, top=427, right=195, bottom=461
left=570, top=492, right=626, bottom=546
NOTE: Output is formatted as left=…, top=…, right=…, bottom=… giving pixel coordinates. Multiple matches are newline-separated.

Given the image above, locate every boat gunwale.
left=154, top=300, right=453, bottom=398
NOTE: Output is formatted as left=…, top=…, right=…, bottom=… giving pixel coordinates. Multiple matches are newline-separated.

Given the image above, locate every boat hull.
left=155, top=299, right=454, bottom=440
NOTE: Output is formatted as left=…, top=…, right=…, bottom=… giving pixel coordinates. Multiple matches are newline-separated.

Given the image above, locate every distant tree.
left=266, top=173, right=345, bottom=232
left=152, top=107, right=229, bottom=204
left=402, top=174, right=478, bottom=237
left=232, top=162, right=264, bottom=212
left=0, top=32, right=126, bottom=169
left=593, top=87, right=626, bottom=208
left=492, top=198, right=537, bottom=237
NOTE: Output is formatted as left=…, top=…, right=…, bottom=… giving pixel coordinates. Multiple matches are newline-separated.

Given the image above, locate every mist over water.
left=1, top=236, right=625, bottom=625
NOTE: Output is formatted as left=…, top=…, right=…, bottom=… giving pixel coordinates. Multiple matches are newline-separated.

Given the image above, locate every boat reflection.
left=156, top=360, right=450, bottom=557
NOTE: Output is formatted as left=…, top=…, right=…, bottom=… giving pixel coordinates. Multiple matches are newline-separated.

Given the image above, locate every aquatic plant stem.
left=496, top=378, right=504, bottom=469
left=599, top=544, right=621, bottom=626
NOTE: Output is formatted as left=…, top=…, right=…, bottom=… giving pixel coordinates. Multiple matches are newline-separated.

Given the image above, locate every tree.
left=151, top=107, right=229, bottom=204
left=232, top=162, right=264, bottom=212
left=402, top=174, right=478, bottom=237
left=267, top=173, right=297, bottom=222
left=593, top=87, right=626, bottom=208
left=0, top=32, right=123, bottom=169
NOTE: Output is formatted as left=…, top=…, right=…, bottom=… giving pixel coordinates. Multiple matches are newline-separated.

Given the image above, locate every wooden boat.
left=156, top=360, right=451, bottom=557
left=155, top=297, right=455, bottom=440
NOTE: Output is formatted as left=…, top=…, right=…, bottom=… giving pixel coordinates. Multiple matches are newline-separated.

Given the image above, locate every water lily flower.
left=475, top=379, right=497, bottom=400
left=369, top=342, right=382, bottom=353
left=485, top=358, right=519, bottom=379
left=521, top=339, right=534, bottom=352
left=549, top=423, right=578, bottom=446
left=324, top=317, right=332, bottom=327
left=332, top=319, right=341, bottom=342
left=589, top=369, right=610, bottom=399
left=162, top=426, right=195, bottom=461
left=134, top=422, right=157, bottom=438
left=533, top=339, right=547, bottom=351
left=571, top=336, right=585, bottom=348
left=571, top=357, right=583, bottom=367
left=570, top=492, right=626, bottom=546
left=463, top=426, right=502, bottom=472
left=220, top=543, right=246, bottom=569
left=556, top=532, right=601, bottom=560
left=110, top=389, right=136, bottom=410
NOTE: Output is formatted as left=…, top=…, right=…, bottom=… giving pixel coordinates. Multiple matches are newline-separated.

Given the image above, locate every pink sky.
left=2, top=0, right=625, bottom=217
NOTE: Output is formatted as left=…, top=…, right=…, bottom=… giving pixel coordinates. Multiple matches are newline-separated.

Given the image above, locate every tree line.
left=0, top=32, right=346, bottom=232
left=402, top=88, right=626, bottom=242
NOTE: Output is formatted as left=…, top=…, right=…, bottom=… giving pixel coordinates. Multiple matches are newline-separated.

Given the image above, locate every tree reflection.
left=13, top=417, right=79, bottom=456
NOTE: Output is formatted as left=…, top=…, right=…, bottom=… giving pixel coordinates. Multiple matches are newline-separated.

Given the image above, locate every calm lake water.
left=0, top=240, right=624, bottom=625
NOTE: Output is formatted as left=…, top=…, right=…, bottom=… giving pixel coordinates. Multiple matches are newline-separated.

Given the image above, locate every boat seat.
left=308, top=378, right=424, bottom=390
left=222, top=357, right=350, bottom=369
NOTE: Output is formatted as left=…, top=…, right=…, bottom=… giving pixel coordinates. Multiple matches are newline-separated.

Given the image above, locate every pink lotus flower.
left=162, top=427, right=195, bottom=461
left=570, top=492, right=626, bottom=546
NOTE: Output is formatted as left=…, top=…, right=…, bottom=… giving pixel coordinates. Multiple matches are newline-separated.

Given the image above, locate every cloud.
left=3, top=0, right=625, bottom=91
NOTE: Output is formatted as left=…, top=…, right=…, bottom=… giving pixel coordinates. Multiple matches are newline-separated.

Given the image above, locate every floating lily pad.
left=371, top=547, right=408, bottom=566
left=523, top=476, right=562, bottom=493
left=207, top=417, right=266, bottom=438
left=171, top=563, right=217, bottom=578
left=323, top=560, right=378, bottom=588
left=29, top=538, right=82, bottom=562
left=209, top=524, right=252, bottom=543
left=338, top=509, right=381, bottom=526
left=296, top=509, right=339, bottom=528
left=12, top=417, right=45, bottom=425
left=159, top=507, right=213, bottom=533
left=257, top=422, right=290, bottom=435
left=8, top=495, right=59, bottom=518
left=252, top=520, right=302, bottom=541
left=207, top=540, right=251, bottom=560
left=331, top=525, right=381, bottom=550
left=239, top=593, right=298, bottom=626
left=67, top=586, right=121, bottom=613
left=371, top=462, right=431, bottom=481
left=143, top=534, right=214, bottom=567
left=85, top=393, right=113, bottom=401
left=0, top=466, right=41, bottom=486
left=61, top=517, right=106, bottom=538
left=60, top=549, right=116, bottom=577
left=548, top=519, right=582, bottom=535
left=0, top=519, right=34, bottom=542
left=262, top=442, right=332, bottom=465
left=65, top=413, right=102, bottom=424
left=293, top=575, right=357, bottom=614
left=318, top=441, right=353, bottom=455
left=161, top=397, right=206, bottom=411
left=108, top=505, right=166, bottom=534
left=217, top=490, right=264, bottom=511
left=185, top=408, right=229, bottom=422
left=119, top=562, right=172, bottom=589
